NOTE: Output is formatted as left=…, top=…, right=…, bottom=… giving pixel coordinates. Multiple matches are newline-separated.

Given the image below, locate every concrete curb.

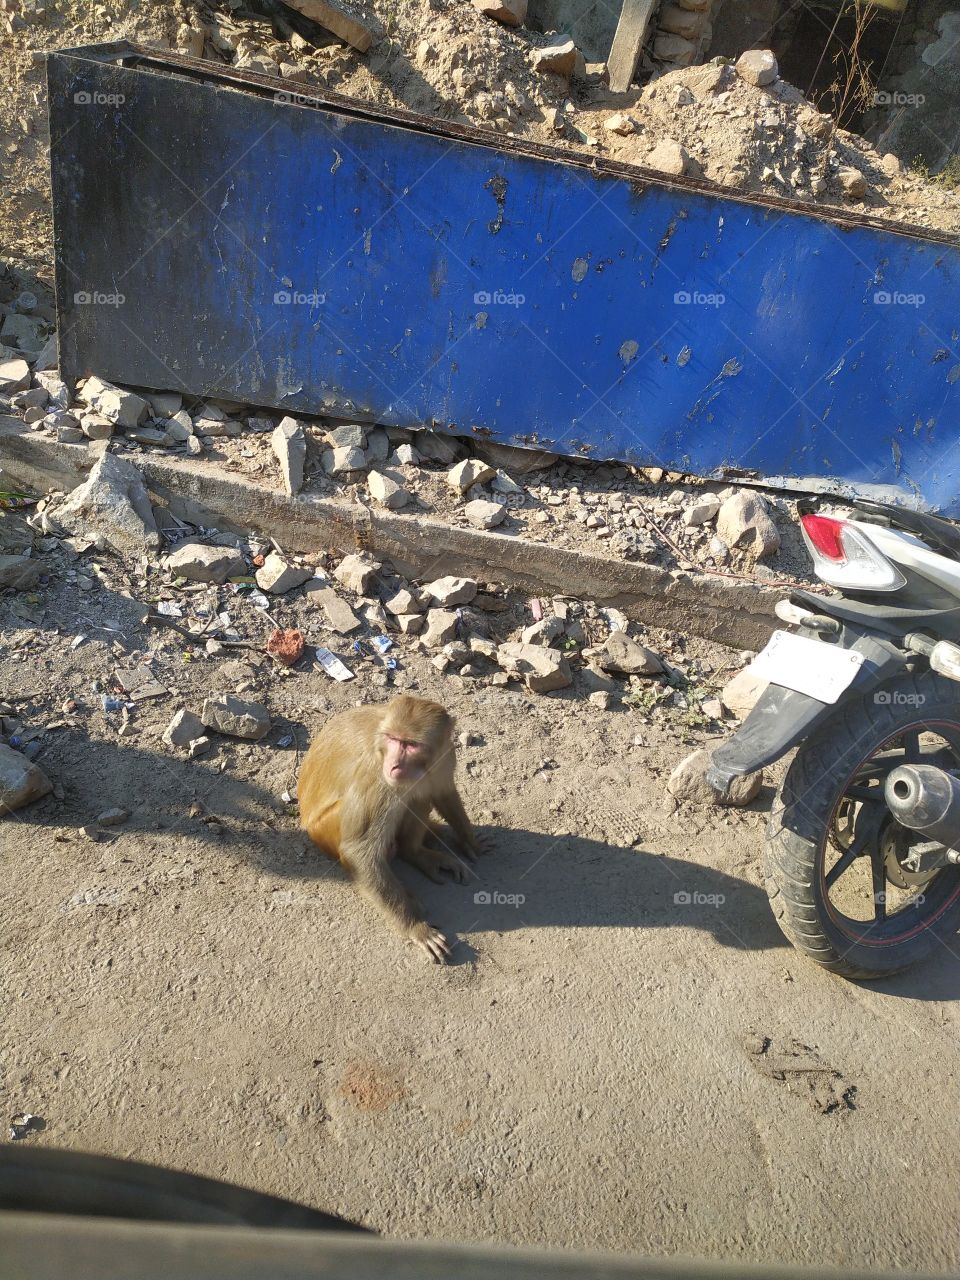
left=0, top=419, right=780, bottom=649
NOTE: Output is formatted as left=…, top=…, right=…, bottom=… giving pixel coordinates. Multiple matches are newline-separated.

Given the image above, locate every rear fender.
left=706, top=630, right=907, bottom=798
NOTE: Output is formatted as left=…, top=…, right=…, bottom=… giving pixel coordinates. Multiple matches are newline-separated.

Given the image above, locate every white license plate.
left=748, top=629, right=865, bottom=704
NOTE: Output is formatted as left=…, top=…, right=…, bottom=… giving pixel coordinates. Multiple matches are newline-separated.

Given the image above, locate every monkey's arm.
left=398, top=842, right=470, bottom=885
left=433, top=787, right=477, bottom=857
left=339, top=809, right=452, bottom=963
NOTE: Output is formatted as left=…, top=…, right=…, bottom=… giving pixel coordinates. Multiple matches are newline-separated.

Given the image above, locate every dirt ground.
left=3, top=548, right=960, bottom=1270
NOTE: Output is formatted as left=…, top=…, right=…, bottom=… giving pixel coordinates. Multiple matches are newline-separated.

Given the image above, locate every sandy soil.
left=2, top=525, right=960, bottom=1269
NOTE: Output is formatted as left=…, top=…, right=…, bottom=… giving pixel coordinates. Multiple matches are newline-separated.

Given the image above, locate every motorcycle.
left=707, top=497, right=960, bottom=979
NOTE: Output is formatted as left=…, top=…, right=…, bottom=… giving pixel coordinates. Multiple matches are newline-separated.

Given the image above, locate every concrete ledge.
left=0, top=419, right=779, bottom=649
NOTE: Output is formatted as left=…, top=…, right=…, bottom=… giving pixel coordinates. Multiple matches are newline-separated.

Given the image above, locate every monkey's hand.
left=409, top=920, right=451, bottom=963
left=400, top=844, right=470, bottom=885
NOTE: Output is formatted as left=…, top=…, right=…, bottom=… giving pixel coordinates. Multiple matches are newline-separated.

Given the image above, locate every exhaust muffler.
left=884, top=765, right=960, bottom=859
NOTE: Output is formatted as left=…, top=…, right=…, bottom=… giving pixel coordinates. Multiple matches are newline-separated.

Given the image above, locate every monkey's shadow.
left=407, top=825, right=787, bottom=957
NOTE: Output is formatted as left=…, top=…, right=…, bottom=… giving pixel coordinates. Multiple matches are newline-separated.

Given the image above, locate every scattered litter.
left=316, top=647, right=355, bottom=682
left=112, top=666, right=168, bottom=702
left=8, top=1113, right=44, bottom=1141
left=70, top=635, right=86, bottom=651
left=281, top=790, right=295, bottom=804
left=100, top=695, right=124, bottom=713
left=156, top=601, right=183, bottom=617
left=371, top=635, right=394, bottom=656
left=276, top=733, right=294, bottom=748
left=528, top=598, right=544, bottom=621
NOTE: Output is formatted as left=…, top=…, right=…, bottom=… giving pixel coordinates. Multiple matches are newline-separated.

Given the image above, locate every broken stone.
left=57, top=425, right=83, bottom=445
left=647, top=139, right=691, bottom=176
left=396, top=612, right=425, bottom=634
left=334, top=553, right=381, bottom=594
left=365, top=428, right=391, bottom=463
left=201, top=694, right=271, bottom=741
left=383, top=586, right=424, bottom=616
left=194, top=418, right=240, bottom=438
left=34, top=372, right=69, bottom=410
left=313, top=586, right=362, bottom=634
left=1, top=312, right=43, bottom=351
left=721, top=666, right=767, bottom=718
left=423, top=575, right=477, bottom=607
left=472, top=0, right=527, bottom=25
left=681, top=494, right=721, bottom=526
left=521, top=617, right=565, bottom=646
left=716, top=491, right=780, bottom=559
left=163, top=417, right=193, bottom=444
left=327, top=423, right=367, bottom=449
left=589, top=690, right=614, bottom=710
left=600, top=631, right=663, bottom=676
left=838, top=166, right=867, bottom=199
left=604, top=112, right=637, bottom=136
left=532, top=36, right=578, bottom=78
left=0, top=743, right=52, bottom=814
left=79, top=413, right=113, bottom=440
left=96, top=806, right=130, bottom=826
left=658, top=3, right=703, bottom=38
left=447, top=458, right=497, bottom=492
left=127, top=425, right=169, bottom=446
left=422, top=608, right=459, bottom=646
left=79, top=375, right=148, bottom=428
left=162, top=708, right=206, bottom=748
left=272, top=416, right=306, bottom=496
left=0, top=555, right=41, bottom=589
left=491, top=469, right=523, bottom=495
left=700, top=697, right=724, bottom=720
left=0, top=359, right=31, bottom=393
left=57, top=452, right=159, bottom=553
left=736, top=48, right=778, bottom=87
left=464, top=498, right=505, bottom=529
left=394, top=442, right=420, bottom=466
left=147, top=391, right=183, bottom=417
left=367, top=469, right=409, bottom=509
left=166, top=542, right=245, bottom=584
left=266, top=627, right=306, bottom=667
left=255, top=550, right=312, bottom=594
left=668, top=747, right=762, bottom=806
left=497, top=641, right=572, bottom=693
left=797, top=106, right=832, bottom=140
left=322, top=445, right=367, bottom=476
left=652, top=33, right=697, bottom=64
left=189, top=736, right=211, bottom=758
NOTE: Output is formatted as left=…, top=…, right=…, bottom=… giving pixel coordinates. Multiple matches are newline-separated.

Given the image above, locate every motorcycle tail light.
left=800, top=514, right=906, bottom=592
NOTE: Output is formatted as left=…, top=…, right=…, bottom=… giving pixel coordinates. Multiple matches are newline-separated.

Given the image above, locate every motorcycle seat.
left=853, top=498, right=960, bottom=561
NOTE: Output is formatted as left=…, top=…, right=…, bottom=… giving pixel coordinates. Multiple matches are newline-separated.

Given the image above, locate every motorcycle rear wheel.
left=764, top=671, right=960, bottom=979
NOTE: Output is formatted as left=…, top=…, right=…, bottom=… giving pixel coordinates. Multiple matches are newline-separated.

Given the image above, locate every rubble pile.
left=3, top=0, right=960, bottom=278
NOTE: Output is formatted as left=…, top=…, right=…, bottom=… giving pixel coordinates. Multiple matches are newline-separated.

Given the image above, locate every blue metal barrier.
left=46, top=44, right=960, bottom=511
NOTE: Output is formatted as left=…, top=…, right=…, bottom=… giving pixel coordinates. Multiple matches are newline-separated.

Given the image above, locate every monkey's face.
left=380, top=733, right=429, bottom=788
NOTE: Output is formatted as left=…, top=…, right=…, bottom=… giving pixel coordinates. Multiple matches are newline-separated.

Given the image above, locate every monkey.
left=298, top=694, right=477, bottom=962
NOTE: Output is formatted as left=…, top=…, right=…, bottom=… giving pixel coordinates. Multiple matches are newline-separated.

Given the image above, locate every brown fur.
left=298, top=695, right=476, bottom=961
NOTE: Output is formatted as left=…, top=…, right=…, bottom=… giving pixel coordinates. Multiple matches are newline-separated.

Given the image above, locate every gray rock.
left=721, top=666, right=767, bottom=718
left=327, top=423, right=367, bottom=449
left=423, top=575, right=477, bottom=607
left=334, top=553, right=381, bottom=594
left=166, top=542, right=245, bottom=584
left=464, top=498, right=505, bottom=529
left=57, top=452, right=160, bottom=553
left=736, top=48, right=778, bottom=87
left=365, top=427, right=391, bottom=461
left=1, top=312, right=44, bottom=351
left=255, top=550, right=312, bottom=594
left=496, top=641, right=572, bottom=692
left=147, top=391, right=183, bottom=416
left=681, top=494, right=721, bottom=526
left=201, top=694, right=271, bottom=740
left=647, top=139, right=691, bottom=176
left=667, top=747, right=763, bottom=806
left=35, top=372, right=70, bottom=409
left=322, top=445, right=367, bottom=476
left=162, top=708, right=205, bottom=748
left=531, top=36, right=579, bottom=77
left=423, top=608, right=460, bottom=646
left=0, top=743, right=53, bottom=814
left=127, top=425, right=169, bottom=446
left=80, top=413, right=114, bottom=440
left=491, top=469, right=524, bottom=495
left=383, top=586, right=424, bottom=616
left=56, top=425, right=83, bottom=444
left=716, top=491, right=780, bottom=559
left=521, top=617, right=565, bottom=646
left=312, top=586, right=362, bottom=634
left=79, top=375, right=149, bottom=428
left=393, top=442, right=420, bottom=466
left=0, top=554, right=41, bottom=589
left=0, top=359, right=31, bottom=393
left=600, top=631, right=663, bottom=676
left=472, top=0, right=527, bottom=25
left=272, top=416, right=306, bottom=495
left=447, top=458, right=496, bottom=491
left=367, top=469, right=409, bottom=509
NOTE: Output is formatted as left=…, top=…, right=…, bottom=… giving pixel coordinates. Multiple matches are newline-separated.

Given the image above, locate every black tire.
left=764, top=670, right=960, bottom=979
